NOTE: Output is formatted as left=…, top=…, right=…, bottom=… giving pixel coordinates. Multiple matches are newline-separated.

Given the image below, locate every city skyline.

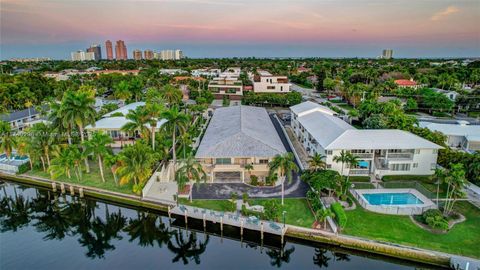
left=1, top=0, right=479, bottom=59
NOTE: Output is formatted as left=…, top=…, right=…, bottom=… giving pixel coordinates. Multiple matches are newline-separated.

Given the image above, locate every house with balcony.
left=252, top=70, right=291, bottom=93
left=1, top=105, right=49, bottom=131
left=85, top=102, right=166, bottom=148
left=291, top=102, right=442, bottom=178
left=208, top=74, right=243, bottom=100
left=195, top=105, right=287, bottom=183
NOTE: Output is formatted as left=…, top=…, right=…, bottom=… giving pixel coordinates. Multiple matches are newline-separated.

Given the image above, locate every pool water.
left=362, top=193, right=423, bottom=205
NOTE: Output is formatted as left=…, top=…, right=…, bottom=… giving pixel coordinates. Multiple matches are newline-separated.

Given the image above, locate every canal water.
left=0, top=181, right=442, bottom=269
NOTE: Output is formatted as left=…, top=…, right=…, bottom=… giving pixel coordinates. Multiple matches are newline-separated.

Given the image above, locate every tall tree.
left=60, top=90, right=96, bottom=173
left=116, top=142, right=155, bottom=194
left=268, top=152, right=299, bottom=205
left=0, top=121, right=17, bottom=158
left=160, top=84, right=183, bottom=107
left=84, top=132, right=113, bottom=183
left=308, top=153, right=326, bottom=172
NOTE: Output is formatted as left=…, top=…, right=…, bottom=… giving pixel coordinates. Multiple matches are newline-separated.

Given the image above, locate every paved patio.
left=192, top=114, right=309, bottom=199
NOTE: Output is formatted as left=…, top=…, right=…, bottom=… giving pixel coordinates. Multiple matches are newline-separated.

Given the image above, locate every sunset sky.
left=1, top=0, right=479, bottom=59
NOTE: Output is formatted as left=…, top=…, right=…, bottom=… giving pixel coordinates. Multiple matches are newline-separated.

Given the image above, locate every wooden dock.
left=169, top=204, right=286, bottom=241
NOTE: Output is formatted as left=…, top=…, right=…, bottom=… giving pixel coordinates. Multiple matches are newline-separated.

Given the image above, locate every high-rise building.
left=105, top=40, right=113, bottom=60
left=175, top=49, right=183, bottom=60
left=87, top=44, right=102, bottom=60
left=144, top=50, right=154, bottom=60
left=71, top=50, right=95, bottom=61
left=133, top=49, right=143, bottom=60
left=115, top=40, right=128, bottom=60
left=382, top=49, right=393, bottom=59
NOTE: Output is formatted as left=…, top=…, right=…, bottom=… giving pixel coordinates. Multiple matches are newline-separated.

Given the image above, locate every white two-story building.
left=252, top=70, right=291, bottom=93
left=291, top=101, right=442, bottom=178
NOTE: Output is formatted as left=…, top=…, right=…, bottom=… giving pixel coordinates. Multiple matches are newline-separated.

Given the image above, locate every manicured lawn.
left=25, top=161, right=135, bottom=195
left=343, top=200, right=480, bottom=258
left=250, top=198, right=315, bottom=228
left=337, top=103, right=354, bottom=111
left=179, top=198, right=235, bottom=212
left=180, top=198, right=316, bottom=228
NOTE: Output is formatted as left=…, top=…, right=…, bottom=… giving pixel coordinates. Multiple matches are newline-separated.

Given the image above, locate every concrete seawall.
left=0, top=172, right=459, bottom=268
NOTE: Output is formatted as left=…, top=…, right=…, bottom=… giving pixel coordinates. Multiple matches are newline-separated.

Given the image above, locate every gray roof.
left=0, top=106, right=46, bottom=122
left=290, top=101, right=336, bottom=116
left=195, top=105, right=286, bottom=158
left=103, top=102, right=145, bottom=117
left=419, top=122, right=480, bottom=138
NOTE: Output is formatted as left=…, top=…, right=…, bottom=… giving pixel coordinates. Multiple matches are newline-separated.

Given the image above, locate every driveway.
left=192, top=115, right=310, bottom=199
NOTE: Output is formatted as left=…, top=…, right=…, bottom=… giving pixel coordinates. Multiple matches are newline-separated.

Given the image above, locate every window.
left=415, top=149, right=420, bottom=154
left=259, top=159, right=269, bottom=164
left=267, top=86, right=275, bottom=90
left=327, top=150, right=332, bottom=155
left=413, top=163, right=418, bottom=168
left=280, top=86, right=283, bottom=91
left=216, top=158, right=231, bottom=165
left=326, top=164, right=332, bottom=169
left=389, top=163, right=410, bottom=171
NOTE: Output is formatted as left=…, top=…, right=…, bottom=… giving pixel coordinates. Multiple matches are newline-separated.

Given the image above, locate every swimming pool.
left=362, top=192, right=424, bottom=205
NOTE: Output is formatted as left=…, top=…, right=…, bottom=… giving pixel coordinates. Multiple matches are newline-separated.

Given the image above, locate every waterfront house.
left=195, top=105, right=287, bottom=182
left=291, top=102, right=442, bottom=178
left=0, top=106, right=49, bottom=131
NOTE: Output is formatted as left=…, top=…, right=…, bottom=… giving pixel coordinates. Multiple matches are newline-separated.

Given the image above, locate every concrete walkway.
left=285, top=126, right=309, bottom=170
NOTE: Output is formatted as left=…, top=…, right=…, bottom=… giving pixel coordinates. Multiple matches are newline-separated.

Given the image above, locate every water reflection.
left=0, top=181, right=440, bottom=269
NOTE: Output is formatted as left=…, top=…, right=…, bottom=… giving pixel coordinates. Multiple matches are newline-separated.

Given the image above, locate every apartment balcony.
left=353, top=153, right=373, bottom=159
left=387, top=153, right=414, bottom=160
left=349, top=169, right=370, bottom=175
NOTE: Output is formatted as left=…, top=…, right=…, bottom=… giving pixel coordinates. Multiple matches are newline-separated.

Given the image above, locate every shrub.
left=422, top=209, right=448, bottom=230
left=250, top=175, right=258, bottom=186
left=331, top=202, right=347, bottom=228
left=16, top=162, right=30, bottom=174
left=306, top=190, right=323, bottom=212
left=264, top=200, right=281, bottom=221
left=242, top=193, right=249, bottom=204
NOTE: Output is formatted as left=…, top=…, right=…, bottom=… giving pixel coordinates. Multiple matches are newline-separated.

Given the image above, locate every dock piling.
left=69, top=185, right=75, bottom=196
left=220, top=217, right=223, bottom=232
left=52, top=182, right=57, bottom=192
left=60, top=183, right=65, bottom=194
left=79, top=188, right=84, bottom=198
left=184, top=209, right=188, bottom=225
left=240, top=220, right=243, bottom=237
left=260, top=222, right=264, bottom=240
left=203, top=213, right=206, bottom=229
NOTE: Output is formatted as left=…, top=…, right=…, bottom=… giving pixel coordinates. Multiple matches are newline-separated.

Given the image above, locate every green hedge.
left=382, top=175, right=432, bottom=182
left=331, top=202, right=347, bottom=228
left=16, top=162, right=31, bottom=174
left=349, top=176, right=370, bottom=182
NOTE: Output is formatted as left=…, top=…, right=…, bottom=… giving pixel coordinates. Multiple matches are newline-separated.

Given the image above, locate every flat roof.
left=195, top=105, right=286, bottom=158
left=419, top=122, right=480, bottom=138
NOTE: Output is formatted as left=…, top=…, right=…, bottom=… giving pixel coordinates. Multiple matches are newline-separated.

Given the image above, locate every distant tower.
left=105, top=40, right=113, bottom=60
left=115, top=40, right=127, bottom=60
left=144, top=50, right=154, bottom=60
left=382, top=49, right=393, bottom=59
left=133, top=49, right=143, bottom=60
left=87, top=44, right=102, bottom=60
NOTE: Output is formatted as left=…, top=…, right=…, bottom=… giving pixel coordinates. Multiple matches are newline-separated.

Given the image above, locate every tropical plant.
left=49, top=145, right=83, bottom=181
left=161, top=106, right=190, bottom=181
left=121, top=106, right=150, bottom=139
left=442, top=163, right=467, bottom=215
left=83, top=131, right=113, bottom=183
left=145, top=102, right=164, bottom=151
left=104, top=154, right=120, bottom=186
left=0, top=121, right=17, bottom=158
left=114, top=81, right=132, bottom=102
left=315, top=208, right=334, bottom=230
left=59, top=90, right=96, bottom=173
left=116, top=142, right=155, bottom=194
left=175, top=155, right=206, bottom=192
left=268, top=152, right=299, bottom=205
left=308, top=153, right=326, bottom=171
left=160, top=84, right=183, bottom=106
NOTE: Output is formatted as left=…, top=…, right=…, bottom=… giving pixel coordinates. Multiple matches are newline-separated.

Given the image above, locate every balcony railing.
left=387, top=153, right=413, bottom=159
left=353, top=153, right=373, bottom=159
left=349, top=169, right=370, bottom=175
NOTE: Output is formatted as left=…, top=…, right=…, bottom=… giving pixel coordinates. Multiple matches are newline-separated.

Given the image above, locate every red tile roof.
left=394, top=79, right=417, bottom=86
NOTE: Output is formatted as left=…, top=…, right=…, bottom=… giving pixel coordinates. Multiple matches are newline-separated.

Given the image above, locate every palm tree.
left=244, top=163, right=254, bottom=181
left=161, top=84, right=183, bottom=107
left=145, top=103, right=164, bottom=151
left=175, top=155, right=207, bottom=193
left=83, top=132, right=113, bottom=183
left=60, top=90, right=96, bottom=173
left=121, top=106, right=150, bottom=140
left=29, top=123, right=55, bottom=168
left=116, top=142, right=155, bottom=194
left=104, top=154, right=120, bottom=186
left=114, top=81, right=132, bottom=102
left=308, top=153, right=326, bottom=171
left=268, top=153, right=299, bottom=205
left=442, top=163, right=467, bottom=215
left=0, top=121, right=17, bottom=158
left=167, top=231, right=209, bottom=265
left=49, top=145, right=75, bottom=180
left=315, top=208, right=334, bottom=230
left=161, top=106, right=190, bottom=182
left=333, top=150, right=349, bottom=177
left=265, top=246, right=295, bottom=267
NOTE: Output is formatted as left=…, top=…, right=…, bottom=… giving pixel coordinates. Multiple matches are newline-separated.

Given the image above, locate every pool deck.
left=352, top=188, right=436, bottom=215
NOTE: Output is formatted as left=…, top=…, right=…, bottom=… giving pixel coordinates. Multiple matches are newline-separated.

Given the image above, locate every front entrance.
left=214, top=172, right=242, bottom=183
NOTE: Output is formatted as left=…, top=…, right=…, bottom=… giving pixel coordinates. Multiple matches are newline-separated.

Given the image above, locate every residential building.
left=208, top=73, right=243, bottom=100
left=419, top=121, right=480, bottom=153
left=191, top=68, right=221, bottom=77
left=252, top=70, right=291, bottom=93
left=195, top=105, right=287, bottom=182
left=394, top=79, right=421, bottom=89
left=9, top=57, right=51, bottom=62
left=105, top=40, right=113, bottom=60
left=115, top=40, right=128, bottom=60
left=133, top=49, right=143, bottom=60
left=144, top=50, right=154, bottom=60
left=159, top=69, right=188, bottom=75
left=432, top=88, right=459, bottom=101
left=291, top=101, right=442, bottom=178
left=85, top=102, right=166, bottom=147
left=382, top=49, right=393, bottom=59
left=175, top=49, right=183, bottom=60
left=0, top=106, right=49, bottom=131
left=87, top=44, right=102, bottom=60
left=71, top=50, right=95, bottom=61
